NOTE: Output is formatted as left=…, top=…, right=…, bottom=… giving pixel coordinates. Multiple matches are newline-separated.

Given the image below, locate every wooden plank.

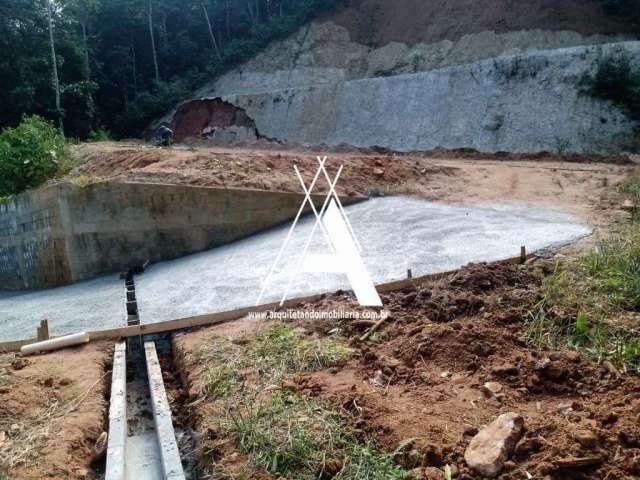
left=0, top=253, right=535, bottom=350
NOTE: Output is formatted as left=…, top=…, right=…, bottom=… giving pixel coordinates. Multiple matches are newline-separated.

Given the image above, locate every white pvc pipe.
left=20, top=332, right=90, bottom=356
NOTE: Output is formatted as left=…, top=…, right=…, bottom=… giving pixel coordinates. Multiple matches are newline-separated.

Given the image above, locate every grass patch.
left=67, top=173, right=101, bottom=188
left=197, top=325, right=408, bottom=478
left=227, top=392, right=408, bottom=480
left=198, top=324, right=349, bottom=399
left=524, top=226, right=640, bottom=371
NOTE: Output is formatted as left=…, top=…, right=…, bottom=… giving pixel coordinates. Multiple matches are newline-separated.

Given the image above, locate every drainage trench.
left=105, top=271, right=195, bottom=480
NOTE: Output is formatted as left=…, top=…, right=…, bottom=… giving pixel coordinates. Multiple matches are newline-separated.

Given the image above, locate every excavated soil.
left=0, top=343, right=112, bottom=479
left=71, top=142, right=632, bottom=226
left=172, top=260, right=640, bottom=480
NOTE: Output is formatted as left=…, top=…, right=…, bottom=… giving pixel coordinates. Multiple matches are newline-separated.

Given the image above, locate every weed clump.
left=198, top=325, right=408, bottom=479
left=199, top=324, right=349, bottom=399
left=228, top=392, right=408, bottom=480
left=525, top=226, right=640, bottom=371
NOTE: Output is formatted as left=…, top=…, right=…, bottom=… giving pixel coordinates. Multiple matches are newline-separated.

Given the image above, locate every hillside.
left=153, top=0, right=640, bottom=155
left=328, top=0, right=639, bottom=46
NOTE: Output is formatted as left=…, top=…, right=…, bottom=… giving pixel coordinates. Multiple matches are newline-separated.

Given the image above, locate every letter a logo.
left=257, top=157, right=383, bottom=307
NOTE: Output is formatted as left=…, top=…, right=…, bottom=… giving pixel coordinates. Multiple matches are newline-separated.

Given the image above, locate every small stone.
left=573, top=429, right=597, bottom=449
left=515, top=437, right=543, bottom=458
left=565, top=351, right=581, bottom=362
left=557, top=402, right=574, bottom=414
left=601, top=361, right=619, bottom=378
left=481, top=381, right=503, bottom=397
left=464, top=412, right=524, bottom=478
left=10, top=358, right=27, bottom=370
left=408, top=467, right=424, bottom=480
left=423, top=467, right=445, bottom=480
left=491, top=364, right=518, bottom=376
left=463, top=425, right=479, bottom=437
left=43, top=377, right=54, bottom=387
left=373, top=168, right=385, bottom=177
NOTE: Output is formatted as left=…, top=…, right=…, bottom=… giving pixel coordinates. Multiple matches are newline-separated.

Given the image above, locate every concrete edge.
left=0, top=253, right=534, bottom=350
left=105, top=341, right=127, bottom=480
left=144, top=341, right=186, bottom=480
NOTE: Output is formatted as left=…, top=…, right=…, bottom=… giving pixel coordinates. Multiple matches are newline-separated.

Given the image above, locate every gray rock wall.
left=215, top=42, right=639, bottom=153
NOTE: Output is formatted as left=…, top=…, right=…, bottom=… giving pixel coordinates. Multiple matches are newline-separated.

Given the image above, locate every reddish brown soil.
left=172, top=260, right=640, bottom=480
left=166, top=99, right=256, bottom=142
left=326, top=0, right=638, bottom=47
left=71, top=142, right=632, bottom=226
left=0, top=343, right=111, bottom=479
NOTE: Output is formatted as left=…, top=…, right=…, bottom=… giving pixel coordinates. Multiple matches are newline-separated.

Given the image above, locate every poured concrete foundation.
left=0, top=197, right=591, bottom=341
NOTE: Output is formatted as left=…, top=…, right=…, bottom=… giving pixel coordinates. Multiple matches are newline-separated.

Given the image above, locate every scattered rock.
left=491, top=364, right=518, bottom=376
left=601, top=361, right=619, bottom=378
left=621, top=199, right=635, bottom=211
left=423, top=467, right=445, bottom=480
left=572, top=429, right=597, bottom=450
left=43, top=377, right=54, bottom=387
left=464, top=412, right=524, bottom=478
left=10, top=358, right=28, bottom=370
left=514, top=437, right=543, bottom=458
left=618, top=430, right=640, bottom=448
left=373, top=168, right=385, bottom=177
left=481, top=381, right=503, bottom=397
left=557, top=402, right=574, bottom=414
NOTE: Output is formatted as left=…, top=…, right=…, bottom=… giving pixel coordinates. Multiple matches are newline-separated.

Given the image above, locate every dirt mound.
left=290, top=259, right=640, bottom=479
left=327, top=0, right=638, bottom=47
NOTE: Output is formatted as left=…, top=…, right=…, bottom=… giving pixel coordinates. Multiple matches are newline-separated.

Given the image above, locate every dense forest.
left=0, top=0, right=341, bottom=139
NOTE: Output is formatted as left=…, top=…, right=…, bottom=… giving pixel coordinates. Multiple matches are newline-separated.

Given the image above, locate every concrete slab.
left=144, top=342, right=186, bottom=480
left=125, top=433, right=164, bottom=480
left=105, top=342, right=127, bottom=480
left=136, top=197, right=590, bottom=323
left=0, top=274, right=123, bottom=341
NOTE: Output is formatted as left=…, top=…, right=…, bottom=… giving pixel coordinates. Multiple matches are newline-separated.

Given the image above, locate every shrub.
left=581, top=51, right=640, bottom=121
left=0, top=115, right=69, bottom=196
left=88, top=129, right=111, bottom=141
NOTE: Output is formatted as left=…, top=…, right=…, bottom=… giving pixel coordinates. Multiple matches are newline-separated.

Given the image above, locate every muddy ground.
left=0, top=343, right=111, bottom=479
left=71, top=142, right=632, bottom=226
left=172, top=259, right=640, bottom=480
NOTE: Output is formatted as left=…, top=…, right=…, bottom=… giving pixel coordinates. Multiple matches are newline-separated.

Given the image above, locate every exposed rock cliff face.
left=158, top=1, right=639, bottom=154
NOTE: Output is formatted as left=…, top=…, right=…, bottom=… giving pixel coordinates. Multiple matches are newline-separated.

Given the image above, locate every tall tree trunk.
left=201, top=1, right=222, bottom=61
left=130, top=34, right=138, bottom=97
left=225, top=0, right=231, bottom=41
left=81, top=22, right=90, bottom=80
left=47, top=0, right=63, bottom=132
left=148, top=0, right=160, bottom=84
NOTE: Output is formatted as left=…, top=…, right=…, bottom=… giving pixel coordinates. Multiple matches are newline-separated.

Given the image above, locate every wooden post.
left=36, top=325, right=43, bottom=342
left=520, top=246, right=526, bottom=264
left=41, top=319, right=49, bottom=341
left=407, top=268, right=412, bottom=279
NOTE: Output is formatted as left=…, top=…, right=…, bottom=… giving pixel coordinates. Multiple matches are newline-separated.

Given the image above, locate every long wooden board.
left=2, top=254, right=532, bottom=351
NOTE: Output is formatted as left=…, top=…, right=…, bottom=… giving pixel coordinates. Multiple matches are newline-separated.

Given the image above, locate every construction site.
left=1, top=1, right=640, bottom=479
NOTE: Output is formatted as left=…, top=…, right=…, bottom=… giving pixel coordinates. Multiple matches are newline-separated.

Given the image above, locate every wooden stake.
left=360, top=314, right=390, bottom=342
left=520, top=246, right=526, bottom=264
left=41, top=319, right=49, bottom=341
left=407, top=268, right=412, bottom=279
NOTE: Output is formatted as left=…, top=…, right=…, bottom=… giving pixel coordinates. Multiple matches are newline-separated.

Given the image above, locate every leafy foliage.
left=0, top=0, right=343, bottom=139
left=0, top=115, right=70, bottom=196
left=581, top=51, right=640, bottom=121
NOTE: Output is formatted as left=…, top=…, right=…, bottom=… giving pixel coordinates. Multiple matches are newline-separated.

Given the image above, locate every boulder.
left=464, top=412, right=524, bottom=477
